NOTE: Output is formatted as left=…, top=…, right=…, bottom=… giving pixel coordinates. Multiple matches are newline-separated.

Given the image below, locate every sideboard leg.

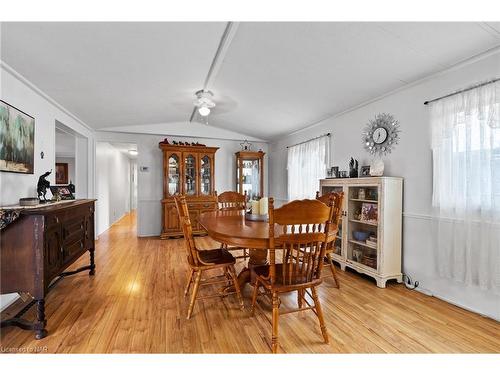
left=89, top=248, right=96, bottom=276
left=376, top=278, right=387, bottom=288
left=34, top=299, right=48, bottom=340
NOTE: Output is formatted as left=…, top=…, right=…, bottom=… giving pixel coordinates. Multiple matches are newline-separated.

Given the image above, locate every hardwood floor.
left=1, top=211, right=499, bottom=353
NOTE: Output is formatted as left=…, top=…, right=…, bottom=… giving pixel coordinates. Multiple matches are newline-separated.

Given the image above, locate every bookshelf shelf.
left=348, top=239, right=377, bottom=250
left=349, top=198, right=378, bottom=203
left=349, top=219, right=378, bottom=226
left=319, top=177, right=403, bottom=288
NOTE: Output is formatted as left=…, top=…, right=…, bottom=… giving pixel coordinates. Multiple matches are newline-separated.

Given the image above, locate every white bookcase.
left=319, top=176, right=403, bottom=288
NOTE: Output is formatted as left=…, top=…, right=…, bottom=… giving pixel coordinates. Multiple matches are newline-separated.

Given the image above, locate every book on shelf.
left=360, top=202, right=378, bottom=223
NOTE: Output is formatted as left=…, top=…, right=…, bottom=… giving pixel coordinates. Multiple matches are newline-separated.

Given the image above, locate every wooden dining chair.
left=216, top=190, right=247, bottom=211
left=316, top=191, right=344, bottom=288
left=174, top=195, right=244, bottom=319
left=216, top=190, right=249, bottom=259
left=250, top=198, right=334, bottom=353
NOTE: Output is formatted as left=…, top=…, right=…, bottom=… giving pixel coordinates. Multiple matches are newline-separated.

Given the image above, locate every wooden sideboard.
left=159, top=143, right=219, bottom=239
left=0, top=199, right=96, bottom=339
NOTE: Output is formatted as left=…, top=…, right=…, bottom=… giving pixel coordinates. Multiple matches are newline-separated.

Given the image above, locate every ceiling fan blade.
left=189, top=106, right=197, bottom=122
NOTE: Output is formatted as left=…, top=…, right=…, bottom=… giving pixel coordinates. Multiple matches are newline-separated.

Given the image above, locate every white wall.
left=55, top=156, right=75, bottom=184
left=0, top=63, right=96, bottom=310
left=0, top=64, right=95, bottom=205
left=95, top=142, right=131, bottom=236
left=55, top=129, right=75, bottom=158
left=75, top=136, right=90, bottom=199
left=130, top=160, right=138, bottom=210
left=269, top=51, right=500, bottom=320
left=95, top=131, right=269, bottom=237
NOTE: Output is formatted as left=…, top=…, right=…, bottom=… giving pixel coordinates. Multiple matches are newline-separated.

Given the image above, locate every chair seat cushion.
left=251, top=264, right=321, bottom=289
left=198, top=248, right=236, bottom=265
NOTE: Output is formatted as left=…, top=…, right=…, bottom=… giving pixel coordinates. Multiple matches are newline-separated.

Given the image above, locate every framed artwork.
left=0, top=100, right=35, bottom=174
left=360, top=165, right=371, bottom=177
left=50, top=185, right=75, bottom=200
left=55, top=163, right=69, bottom=184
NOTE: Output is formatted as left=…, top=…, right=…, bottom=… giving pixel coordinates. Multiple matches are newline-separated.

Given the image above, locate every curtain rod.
left=286, top=133, right=331, bottom=149
left=424, top=78, right=500, bottom=105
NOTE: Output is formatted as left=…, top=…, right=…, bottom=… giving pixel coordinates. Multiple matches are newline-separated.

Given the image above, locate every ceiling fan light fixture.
left=198, top=105, right=211, bottom=116
left=194, top=89, right=215, bottom=118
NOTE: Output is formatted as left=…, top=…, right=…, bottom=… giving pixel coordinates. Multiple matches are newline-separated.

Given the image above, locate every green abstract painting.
left=0, top=100, right=35, bottom=174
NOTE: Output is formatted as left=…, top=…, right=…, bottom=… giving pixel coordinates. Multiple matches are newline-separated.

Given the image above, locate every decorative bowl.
left=245, top=213, right=269, bottom=222
left=19, top=197, right=39, bottom=206
left=352, top=231, right=369, bottom=241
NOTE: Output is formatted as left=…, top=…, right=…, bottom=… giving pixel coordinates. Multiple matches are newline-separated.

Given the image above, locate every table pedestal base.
left=222, top=248, right=268, bottom=294
left=236, top=248, right=268, bottom=288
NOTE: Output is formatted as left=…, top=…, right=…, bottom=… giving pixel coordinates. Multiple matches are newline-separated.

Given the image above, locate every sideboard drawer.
left=188, top=202, right=216, bottom=210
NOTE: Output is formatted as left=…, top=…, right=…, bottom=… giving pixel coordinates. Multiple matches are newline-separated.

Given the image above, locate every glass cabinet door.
left=167, top=153, right=180, bottom=196
left=241, top=158, right=261, bottom=200
left=346, top=185, right=380, bottom=270
left=200, top=155, right=212, bottom=195
left=184, top=154, right=197, bottom=196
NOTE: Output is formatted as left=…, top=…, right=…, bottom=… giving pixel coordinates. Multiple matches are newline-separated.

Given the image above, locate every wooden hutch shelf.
left=159, top=143, right=219, bottom=239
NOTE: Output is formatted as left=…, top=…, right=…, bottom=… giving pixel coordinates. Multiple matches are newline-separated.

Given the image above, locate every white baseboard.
left=411, top=284, right=499, bottom=321
left=137, top=233, right=161, bottom=237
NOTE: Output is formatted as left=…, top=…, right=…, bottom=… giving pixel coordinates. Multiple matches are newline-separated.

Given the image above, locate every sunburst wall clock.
left=362, top=113, right=400, bottom=156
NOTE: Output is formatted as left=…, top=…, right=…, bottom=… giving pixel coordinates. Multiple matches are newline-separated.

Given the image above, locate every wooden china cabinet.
left=235, top=150, right=265, bottom=200
left=159, top=143, right=219, bottom=239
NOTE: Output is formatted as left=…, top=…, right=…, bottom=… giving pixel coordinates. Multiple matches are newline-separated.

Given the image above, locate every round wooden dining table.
left=198, top=209, right=272, bottom=287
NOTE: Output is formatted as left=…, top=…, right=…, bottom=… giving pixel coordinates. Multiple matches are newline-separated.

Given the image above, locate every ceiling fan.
left=191, top=90, right=216, bottom=123
left=187, top=89, right=237, bottom=125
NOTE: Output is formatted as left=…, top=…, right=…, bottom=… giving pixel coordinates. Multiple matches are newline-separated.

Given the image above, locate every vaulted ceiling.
left=2, top=22, right=500, bottom=141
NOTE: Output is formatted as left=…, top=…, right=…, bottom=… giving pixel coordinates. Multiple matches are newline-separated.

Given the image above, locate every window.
left=287, top=135, right=329, bottom=201
left=430, top=80, right=500, bottom=290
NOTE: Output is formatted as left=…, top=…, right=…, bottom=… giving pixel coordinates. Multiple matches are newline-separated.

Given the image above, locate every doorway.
left=54, top=120, right=89, bottom=199
left=95, top=141, right=138, bottom=236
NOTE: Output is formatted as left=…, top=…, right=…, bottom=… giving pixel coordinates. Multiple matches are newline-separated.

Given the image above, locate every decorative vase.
left=369, top=158, right=384, bottom=176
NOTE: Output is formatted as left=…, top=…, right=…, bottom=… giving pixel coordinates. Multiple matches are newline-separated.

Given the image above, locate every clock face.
left=373, top=127, right=388, bottom=144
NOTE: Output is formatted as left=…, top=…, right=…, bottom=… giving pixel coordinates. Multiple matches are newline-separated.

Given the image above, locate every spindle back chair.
left=216, top=190, right=249, bottom=259
left=174, top=195, right=244, bottom=319
left=251, top=198, right=334, bottom=353
left=315, top=191, right=344, bottom=287
left=216, top=190, right=247, bottom=211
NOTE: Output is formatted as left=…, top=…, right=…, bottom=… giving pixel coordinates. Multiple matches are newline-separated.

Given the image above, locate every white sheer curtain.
left=431, top=80, right=500, bottom=292
left=287, top=135, right=329, bottom=201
